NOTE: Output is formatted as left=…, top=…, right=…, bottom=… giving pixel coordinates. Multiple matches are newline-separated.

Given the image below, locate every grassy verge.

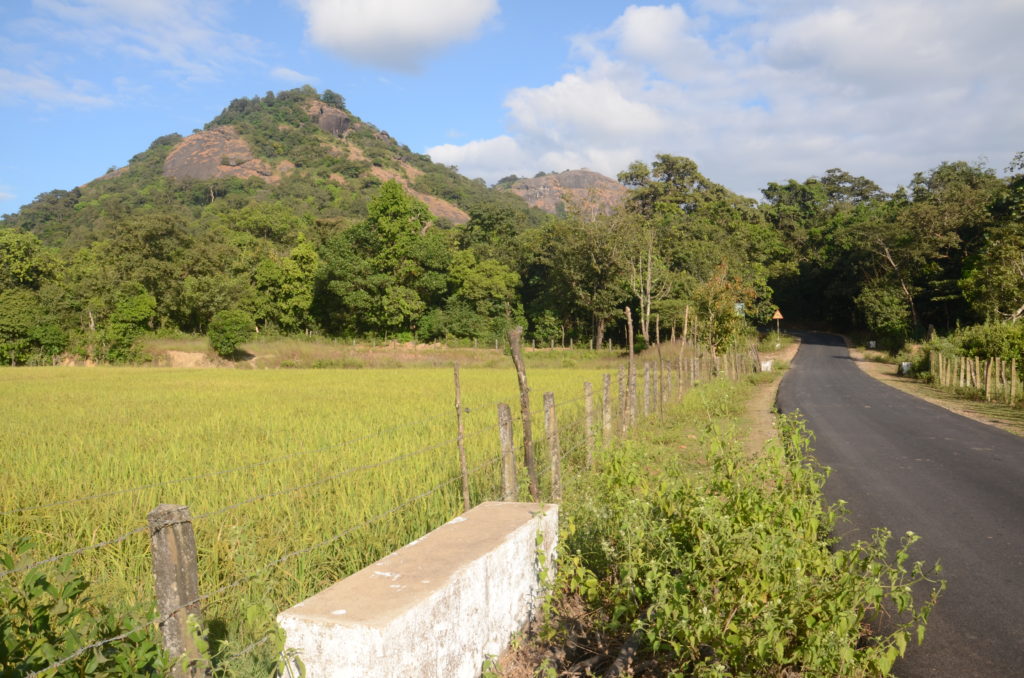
left=493, top=377, right=944, bottom=677
left=847, top=342, right=1024, bottom=438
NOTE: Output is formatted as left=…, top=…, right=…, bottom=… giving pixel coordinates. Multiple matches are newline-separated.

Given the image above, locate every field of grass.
left=1, top=362, right=617, bottom=672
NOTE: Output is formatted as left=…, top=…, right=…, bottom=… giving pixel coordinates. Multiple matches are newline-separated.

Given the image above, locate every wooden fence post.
left=677, top=345, right=686, bottom=398
left=618, top=368, right=627, bottom=436
left=148, top=504, right=206, bottom=678
left=453, top=365, right=470, bottom=512
left=643, top=362, right=651, bottom=418
left=583, top=381, right=594, bottom=468
left=507, top=327, right=539, bottom=501
left=655, top=315, right=664, bottom=417
left=497, top=403, right=516, bottom=501
left=985, top=358, right=993, bottom=401
left=1007, top=358, right=1015, bottom=405
left=625, top=307, right=636, bottom=430
left=602, top=373, right=612, bottom=447
left=544, top=392, right=562, bottom=502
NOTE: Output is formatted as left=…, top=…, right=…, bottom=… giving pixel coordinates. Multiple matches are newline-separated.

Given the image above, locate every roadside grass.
left=758, top=331, right=796, bottom=354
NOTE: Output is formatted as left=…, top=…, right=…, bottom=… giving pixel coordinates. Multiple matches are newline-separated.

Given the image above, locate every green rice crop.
left=0, top=364, right=612, bottom=667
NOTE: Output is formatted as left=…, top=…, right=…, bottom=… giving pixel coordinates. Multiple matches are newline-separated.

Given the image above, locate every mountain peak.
left=499, top=168, right=628, bottom=217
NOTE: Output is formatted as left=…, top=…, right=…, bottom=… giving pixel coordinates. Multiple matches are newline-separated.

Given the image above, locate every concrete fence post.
left=148, top=504, right=207, bottom=678
left=497, top=403, right=516, bottom=501
left=543, top=392, right=562, bottom=502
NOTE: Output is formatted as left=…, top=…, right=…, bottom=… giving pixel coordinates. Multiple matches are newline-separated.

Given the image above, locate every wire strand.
left=23, top=456, right=504, bottom=677
left=192, top=435, right=463, bottom=522
left=2, top=410, right=467, bottom=517
left=0, top=525, right=149, bottom=578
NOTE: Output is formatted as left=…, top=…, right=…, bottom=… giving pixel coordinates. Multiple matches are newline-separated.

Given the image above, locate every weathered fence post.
left=625, top=307, right=636, bottom=430
left=543, top=392, right=562, bottom=502
left=453, top=365, right=470, bottom=512
left=643, top=362, right=651, bottom=418
left=655, top=315, right=665, bottom=417
left=507, top=327, right=539, bottom=501
left=677, top=349, right=684, bottom=399
left=602, top=373, right=612, bottom=447
left=985, top=358, right=993, bottom=401
left=497, top=403, right=516, bottom=501
left=583, top=381, right=594, bottom=468
left=1012, top=359, right=1018, bottom=404
left=148, top=504, right=206, bottom=678
left=617, top=368, right=627, bottom=436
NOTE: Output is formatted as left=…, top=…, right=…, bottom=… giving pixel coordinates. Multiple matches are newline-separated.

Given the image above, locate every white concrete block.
left=278, top=502, right=559, bottom=678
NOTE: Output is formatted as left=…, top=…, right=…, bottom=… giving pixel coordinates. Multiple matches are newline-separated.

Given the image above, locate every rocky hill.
left=7, top=86, right=536, bottom=246
left=499, top=169, right=628, bottom=218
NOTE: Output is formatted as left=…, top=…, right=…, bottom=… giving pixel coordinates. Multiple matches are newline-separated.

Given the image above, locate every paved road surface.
left=776, top=332, right=1024, bottom=677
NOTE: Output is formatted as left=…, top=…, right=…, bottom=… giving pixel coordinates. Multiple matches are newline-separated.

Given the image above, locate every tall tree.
left=541, top=214, right=629, bottom=347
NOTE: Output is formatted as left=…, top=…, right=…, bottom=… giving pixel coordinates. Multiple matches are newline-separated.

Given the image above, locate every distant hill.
left=497, top=169, right=628, bottom=218
left=5, top=86, right=539, bottom=247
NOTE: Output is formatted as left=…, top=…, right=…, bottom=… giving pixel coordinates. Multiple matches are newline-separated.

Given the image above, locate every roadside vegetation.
left=494, top=375, right=944, bottom=677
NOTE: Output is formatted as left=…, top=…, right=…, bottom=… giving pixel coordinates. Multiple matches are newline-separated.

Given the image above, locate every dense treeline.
left=766, top=156, right=1024, bottom=341
left=0, top=86, right=1020, bottom=365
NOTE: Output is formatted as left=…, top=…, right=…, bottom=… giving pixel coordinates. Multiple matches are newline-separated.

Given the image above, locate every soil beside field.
left=743, top=337, right=801, bottom=455
left=136, top=336, right=627, bottom=370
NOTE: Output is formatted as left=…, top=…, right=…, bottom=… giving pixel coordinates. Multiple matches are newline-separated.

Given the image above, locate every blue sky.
left=2, top=0, right=1022, bottom=216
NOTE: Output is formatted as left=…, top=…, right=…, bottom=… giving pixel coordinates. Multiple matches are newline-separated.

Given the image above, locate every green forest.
left=1, top=86, right=1022, bottom=365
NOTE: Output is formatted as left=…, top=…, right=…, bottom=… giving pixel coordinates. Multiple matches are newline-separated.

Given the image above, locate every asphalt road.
left=776, top=332, right=1024, bottom=677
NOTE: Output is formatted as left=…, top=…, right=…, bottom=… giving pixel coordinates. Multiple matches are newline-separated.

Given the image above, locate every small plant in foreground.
left=0, top=539, right=164, bottom=676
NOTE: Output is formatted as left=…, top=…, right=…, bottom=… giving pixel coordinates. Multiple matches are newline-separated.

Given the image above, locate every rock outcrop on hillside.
left=160, top=110, right=469, bottom=223
left=503, top=169, right=628, bottom=218
left=163, top=127, right=279, bottom=181
left=307, top=101, right=353, bottom=137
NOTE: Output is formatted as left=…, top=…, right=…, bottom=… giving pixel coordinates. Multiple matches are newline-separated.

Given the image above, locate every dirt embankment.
left=744, top=338, right=802, bottom=455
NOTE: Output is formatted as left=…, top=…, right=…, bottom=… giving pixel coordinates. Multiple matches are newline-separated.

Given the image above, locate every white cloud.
left=0, top=188, right=15, bottom=202
left=298, top=0, right=499, bottom=72
left=271, top=66, right=317, bottom=84
left=428, top=136, right=530, bottom=178
left=431, top=1, right=1024, bottom=195
left=32, top=0, right=259, bottom=83
left=0, top=68, right=113, bottom=108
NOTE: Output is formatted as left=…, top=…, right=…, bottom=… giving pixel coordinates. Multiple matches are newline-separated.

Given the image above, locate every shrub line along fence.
left=929, top=351, right=1021, bottom=405
left=6, top=328, right=767, bottom=678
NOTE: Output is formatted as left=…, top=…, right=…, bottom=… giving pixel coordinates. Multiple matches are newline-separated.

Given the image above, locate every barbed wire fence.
left=6, top=340, right=763, bottom=677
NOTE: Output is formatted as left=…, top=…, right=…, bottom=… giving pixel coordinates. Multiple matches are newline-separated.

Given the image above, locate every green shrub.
left=954, top=321, right=1024, bottom=362
left=0, top=540, right=165, bottom=676
left=556, top=413, right=944, bottom=677
left=208, top=309, right=256, bottom=358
